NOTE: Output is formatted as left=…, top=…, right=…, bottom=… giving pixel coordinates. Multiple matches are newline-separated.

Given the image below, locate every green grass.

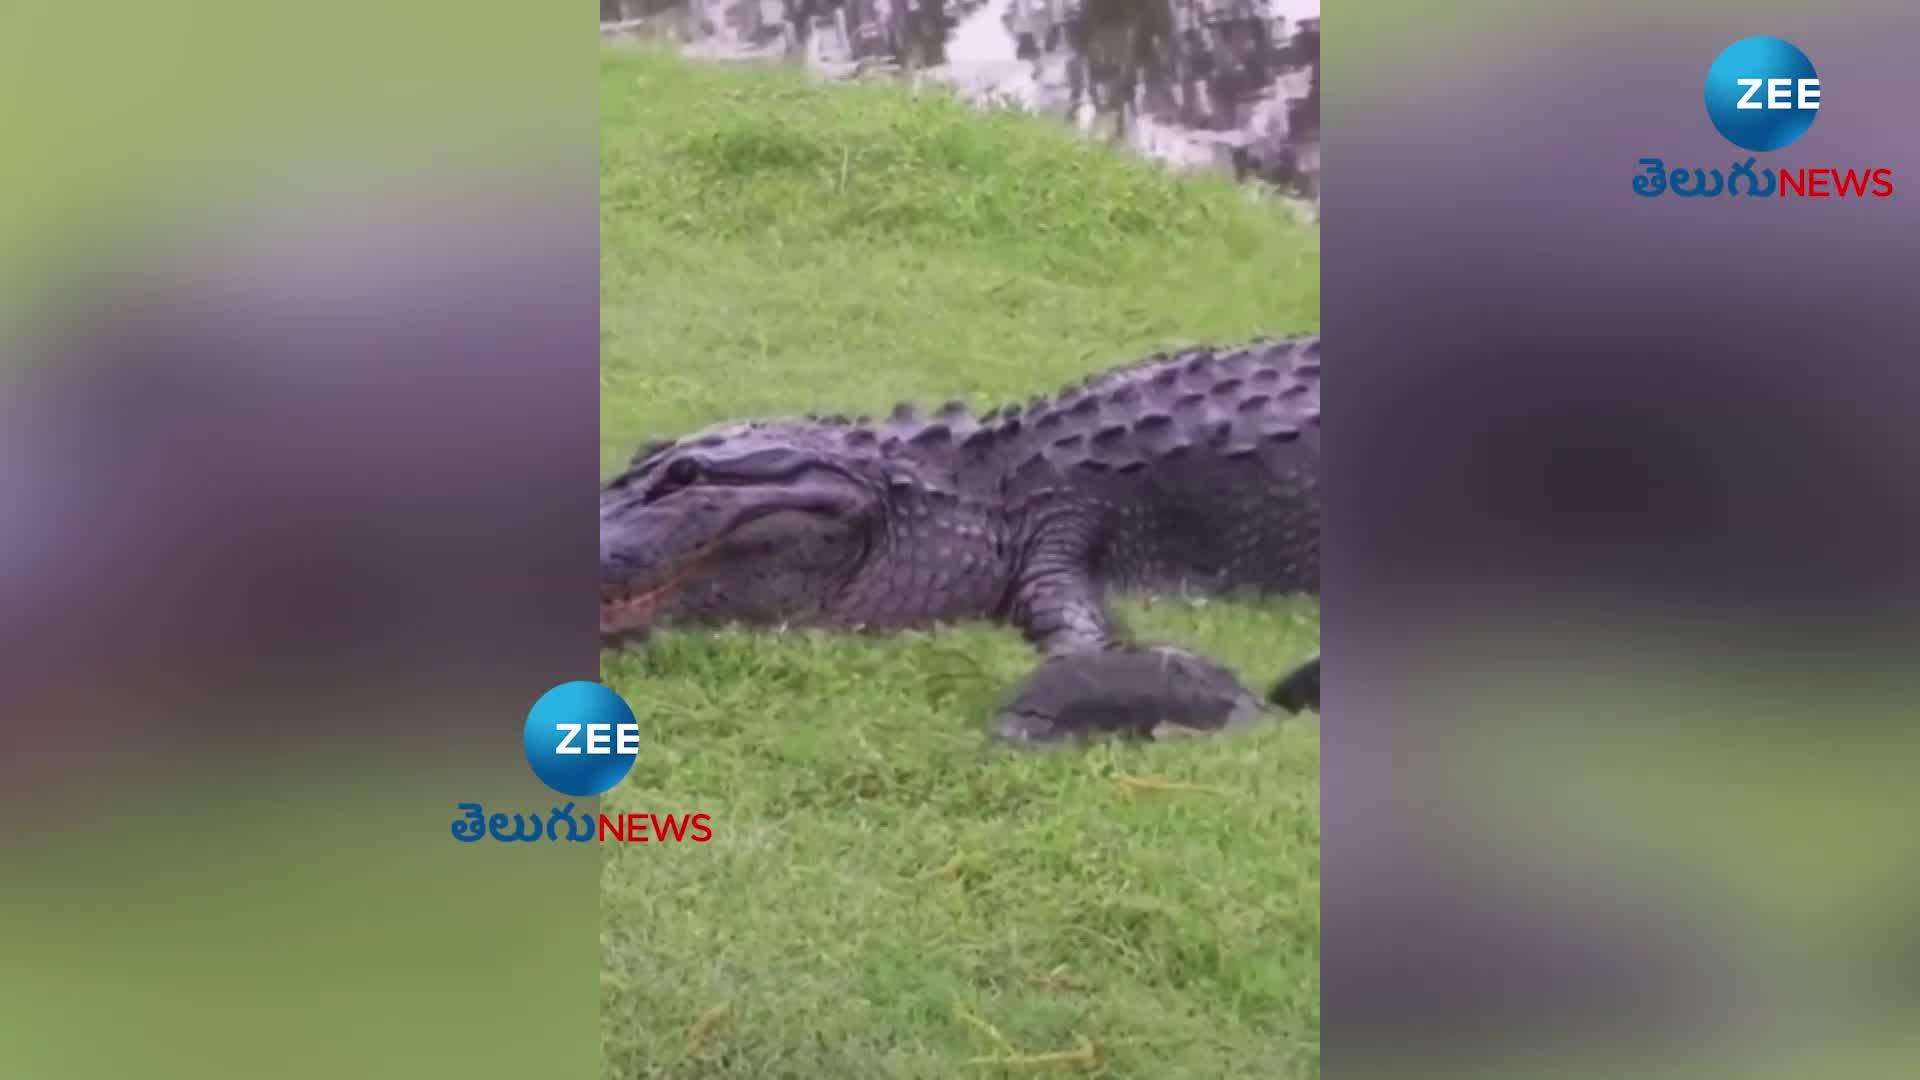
left=599, top=47, right=1320, bottom=1078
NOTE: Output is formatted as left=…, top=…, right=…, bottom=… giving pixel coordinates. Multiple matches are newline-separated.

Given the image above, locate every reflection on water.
left=603, top=0, right=1320, bottom=201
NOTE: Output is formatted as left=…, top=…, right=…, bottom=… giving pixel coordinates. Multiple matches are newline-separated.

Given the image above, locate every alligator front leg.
left=993, top=568, right=1269, bottom=744
left=994, top=644, right=1271, bottom=744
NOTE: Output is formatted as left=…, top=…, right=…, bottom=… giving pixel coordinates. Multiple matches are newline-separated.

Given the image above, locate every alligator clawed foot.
left=992, top=646, right=1269, bottom=745
left=1268, top=652, right=1319, bottom=714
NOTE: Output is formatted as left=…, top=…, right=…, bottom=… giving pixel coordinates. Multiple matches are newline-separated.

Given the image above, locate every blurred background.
left=1, top=3, right=598, bottom=1078
left=1325, top=4, right=1920, bottom=1077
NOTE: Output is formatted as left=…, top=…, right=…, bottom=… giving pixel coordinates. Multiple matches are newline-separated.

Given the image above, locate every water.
left=602, top=0, right=1321, bottom=201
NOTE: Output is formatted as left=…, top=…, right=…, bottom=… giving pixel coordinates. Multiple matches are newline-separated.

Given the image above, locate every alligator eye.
left=649, top=457, right=702, bottom=501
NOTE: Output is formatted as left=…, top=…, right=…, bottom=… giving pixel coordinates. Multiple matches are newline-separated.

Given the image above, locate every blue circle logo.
left=523, top=681, right=638, bottom=797
left=1704, top=37, right=1819, bottom=152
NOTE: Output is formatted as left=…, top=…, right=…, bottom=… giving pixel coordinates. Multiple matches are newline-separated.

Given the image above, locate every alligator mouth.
left=599, top=546, right=716, bottom=635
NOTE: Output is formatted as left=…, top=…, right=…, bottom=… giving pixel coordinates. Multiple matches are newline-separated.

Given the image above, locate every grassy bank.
left=599, top=47, right=1320, bottom=1078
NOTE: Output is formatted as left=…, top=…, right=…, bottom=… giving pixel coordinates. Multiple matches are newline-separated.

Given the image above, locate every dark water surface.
left=603, top=0, right=1320, bottom=202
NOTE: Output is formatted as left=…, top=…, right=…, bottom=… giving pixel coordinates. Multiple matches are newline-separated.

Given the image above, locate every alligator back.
left=988, top=337, right=1320, bottom=597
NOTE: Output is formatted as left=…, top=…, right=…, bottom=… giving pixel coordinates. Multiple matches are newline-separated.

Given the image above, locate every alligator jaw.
left=598, top=548, right=714, bottom=636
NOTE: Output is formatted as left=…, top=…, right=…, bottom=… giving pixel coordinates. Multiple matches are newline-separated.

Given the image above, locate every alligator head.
left=599, top=420, right=883, bottom=640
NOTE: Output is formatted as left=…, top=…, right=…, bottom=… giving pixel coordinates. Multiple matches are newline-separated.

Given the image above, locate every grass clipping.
left=956, top=1003, right=1101, bottom=1072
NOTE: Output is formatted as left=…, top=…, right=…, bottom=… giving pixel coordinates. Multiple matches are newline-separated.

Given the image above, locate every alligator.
left=599, top=335, right=1321, bottom=742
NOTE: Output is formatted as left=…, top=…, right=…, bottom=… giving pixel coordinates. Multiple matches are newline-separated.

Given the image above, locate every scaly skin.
left=600, top=336, right=1321, bottom=741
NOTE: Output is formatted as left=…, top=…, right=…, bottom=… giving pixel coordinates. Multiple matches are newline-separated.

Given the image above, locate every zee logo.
left=523, top=681, right=639, bottom=797
left=1705, top=37, right=1820, bottom=152
left=1734, top=77, right=1819, bottom=112
left=554, top=721, right=639, bottom=756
